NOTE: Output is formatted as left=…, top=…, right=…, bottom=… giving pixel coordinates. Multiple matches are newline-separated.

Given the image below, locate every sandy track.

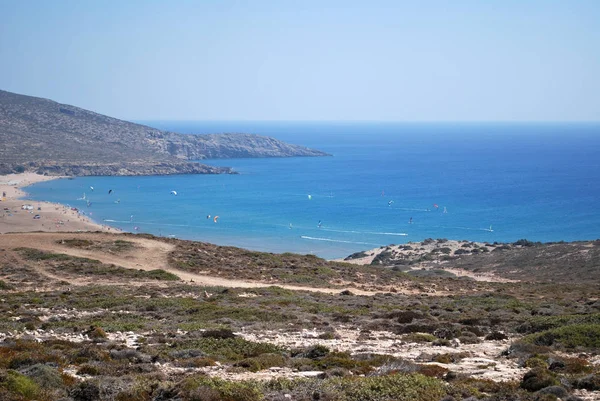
left=0, top=232, right=383, bottom=295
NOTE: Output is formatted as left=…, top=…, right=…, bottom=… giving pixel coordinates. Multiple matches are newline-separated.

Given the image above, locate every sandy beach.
left=0, top=173, right=118, bottom=234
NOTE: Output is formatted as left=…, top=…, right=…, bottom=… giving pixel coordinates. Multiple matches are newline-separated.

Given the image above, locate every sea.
left=24, top=122, right=600, bottom=260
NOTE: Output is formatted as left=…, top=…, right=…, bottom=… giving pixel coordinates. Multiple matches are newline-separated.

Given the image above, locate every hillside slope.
left=0, top=90, right=328, bottom=175
left=345, top=238, right=600, bottom=284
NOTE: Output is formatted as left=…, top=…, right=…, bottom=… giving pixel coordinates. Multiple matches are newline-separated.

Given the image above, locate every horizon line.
left=133, top=119, right=600, bottom=124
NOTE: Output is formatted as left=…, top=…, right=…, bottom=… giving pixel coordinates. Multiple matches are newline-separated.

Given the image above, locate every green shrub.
left=523, top=324, right=600, bottom=349
left=322, top=373, right=446, bottom=401
left=177, top=337, right=282, bottom=362
left=236, top=353, right=286, bottom=372
left=15, top=248, right=72, bottom=261
left=59, top=239, right=94, bottom=247
left=517, top=313, right=600, bottom=334
left=294, top=345, right=330, bottom=359
left=524, top=356, right=547, bottom=369
left=175, top=357, right=216, bottom=368
left=402, top=333, right=436, bottom=343
left=112, top=240, right=135, bottom=250
left=179, top=376, right=263, bottom=401
left=315, top=351, right=360, bottom=371
left=19, top=363, right=63, bottom=389
left=2, top=370, right=41, bottom=399
left=520, top=368, right=559, bottom=392
left=0, top=280, right=14, bottom=290
left=145, top=269, right=180, bottom=281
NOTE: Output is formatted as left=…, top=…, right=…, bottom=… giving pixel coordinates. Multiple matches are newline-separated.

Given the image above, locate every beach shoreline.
left=0, top=173, right=120, bottom=235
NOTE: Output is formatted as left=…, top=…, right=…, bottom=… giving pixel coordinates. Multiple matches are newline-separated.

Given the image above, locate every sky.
left=1, top=0, right=599, bottom=121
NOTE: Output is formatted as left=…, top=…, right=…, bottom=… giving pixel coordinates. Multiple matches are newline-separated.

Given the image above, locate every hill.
left=0, top=232, right=599, bottom=400
left=0, top=90, right=329, bottom=175
left=344, top=238, right=600, bottom=284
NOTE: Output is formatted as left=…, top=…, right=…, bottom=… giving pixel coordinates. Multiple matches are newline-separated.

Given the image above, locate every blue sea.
left=24, top=122, right=600, bottom=259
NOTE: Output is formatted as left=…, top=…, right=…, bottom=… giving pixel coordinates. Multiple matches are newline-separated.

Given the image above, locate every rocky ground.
left=1, top=232, right=599, bottom=400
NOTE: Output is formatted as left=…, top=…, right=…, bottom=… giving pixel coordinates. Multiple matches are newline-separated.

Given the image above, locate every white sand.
left=0, top=173, right=117, bottom=234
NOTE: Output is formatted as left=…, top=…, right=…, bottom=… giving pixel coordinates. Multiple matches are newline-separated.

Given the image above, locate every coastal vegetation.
left=0, top=233, right=599, bottom=400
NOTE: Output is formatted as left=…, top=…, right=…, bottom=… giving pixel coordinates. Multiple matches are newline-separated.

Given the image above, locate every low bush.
left=0, top=280, right=14, bottom=290
left=235, top=353, right=286, bottom=372
left=520, top=368, right=559, bottom=392
left=59, top=239, right=94, bottom=247
left=176, top=337, right=282, bottom=362
left=517, top=313, right=600, bottom=334
left=385, top=310, right=422, bottom=323
left=454, top=249, right=471, bottom=255
left=537, top=386, right=569, bottom=399
left=145, top=269, right=180, bottom=281
left=201, top=328, right=236, bottom=339
left=523, top=324, right=600, bottom=349
left=321, top=373, right=447, bottom=401
left=86, top=326, right=107, bottom=339
left=513, top=239, right=538, bottom=247
left=15, top=248, right=72, bottom=261
left=77, top=364, right=102, bottom=376
left=485, top=331, right=508, bottom=341
left=402, top=333, right=436, bottom=343
left=548, top=356, right=592, bottom=374
left=345, top=251, right=368, bottom=260
left=376, top=360, right=420, bottom=375
left=572, top=373, right=600, bottom=391
left=178, top=375, right=263, bottom=401
left=418, top=364, right=449, bottom=378
left=19, top=363, right=63, bottom=389
left=395, top=323, right=438, bottom=335
left=293, top=345, right=330, bottom=359
left=69, top=380, right=101, bottom=401
left=524, top=356, right=547, bottom=369
left=1, top=370, right=41, bottom=399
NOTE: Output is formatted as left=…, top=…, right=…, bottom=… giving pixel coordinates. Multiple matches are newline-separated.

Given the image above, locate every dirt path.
left=0, top=232, right=385, bottom=295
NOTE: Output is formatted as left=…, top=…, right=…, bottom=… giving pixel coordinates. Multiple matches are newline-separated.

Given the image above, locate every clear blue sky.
left=1, top=0, right=599, bottom=121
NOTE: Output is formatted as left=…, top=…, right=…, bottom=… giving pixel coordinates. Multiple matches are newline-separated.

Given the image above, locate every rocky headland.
left=0, top=89, right=329, bottom=176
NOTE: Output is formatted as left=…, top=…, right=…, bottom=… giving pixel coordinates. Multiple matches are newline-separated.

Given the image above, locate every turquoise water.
left=24, top=122, right=600, bottom=259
